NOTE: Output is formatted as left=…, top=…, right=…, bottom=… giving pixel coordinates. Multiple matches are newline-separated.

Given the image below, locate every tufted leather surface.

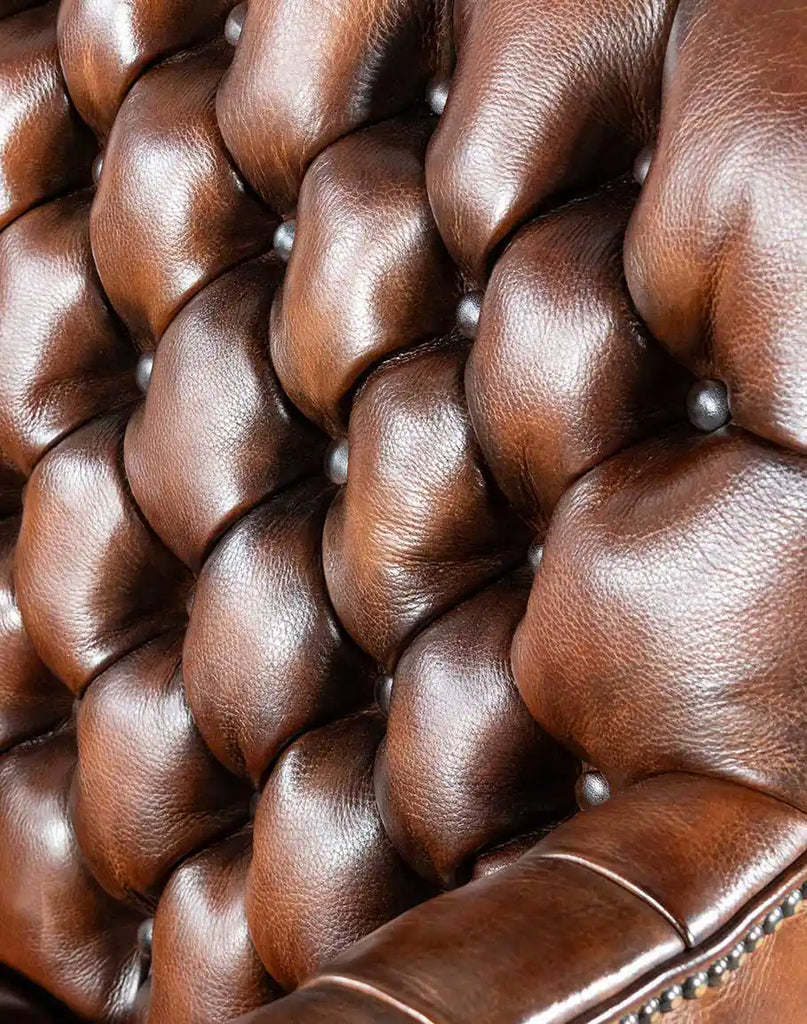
left=0, top=0, right=804, bottom=1022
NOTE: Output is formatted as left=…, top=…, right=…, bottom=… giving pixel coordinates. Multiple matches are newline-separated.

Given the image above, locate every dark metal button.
left=783, top=889, right=803, bottom=917
left=633, top=146, right=653, bottom=186
left=687, top=379, right=730, bottom=432
left=249, top=790, right=260, bottom=819
left=325, top=438, right=349, bottom=485
left=224, top=3, right=247, bottom=46
left=136, top=353, right=154, bottom=394
left=527, top=541, right=544, bottom=573
left=638, top=998, right=661, bottom=1022
left=137, top=918, right=153, bottom=959
left=92, top=153, right=104, bottom=185
left=763, top=906, right=784, bottom=934
left=658, top=986, right=683, bottom=1013
left=682, top=972, right=708, bottom=1000
left=273, top=219, right=295, bottom=262
left=575, top=770, right=610, bottom=809
left=456, top=291, right=483, bottom=340
left=744, top=924, right=765, bottom=952
left=726, top=940, right=746, bottom=971
left=427, top=79, right=450, bottom=116
left=375, top=674, right=393, bottom=716
left=707, top=958, right=730, bottom=987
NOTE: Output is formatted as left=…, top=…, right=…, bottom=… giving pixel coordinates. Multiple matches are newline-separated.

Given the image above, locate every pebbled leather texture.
left=0, top=0, right=804, bottom=1021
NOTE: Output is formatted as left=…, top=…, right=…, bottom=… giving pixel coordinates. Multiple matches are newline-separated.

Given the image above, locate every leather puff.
left=217, top=0, right=449, bottom=210
left=0, top=3, right=94, bottom=231
left=183, top=479, right=372, bottom=787
left=0, top=516, right=71, bottom=749
left=0, top=730, right=144, bottom=1021
left=467, top=181, right=689, bottom=530
left=376, top=570, right=577, bottom=888
left=323, top=338, right=530, bottom=669
left=271, top=116, right=459, bottom=436
left=16, top=412, right=191, bottom=694
left=73, top=632, right=250, bottom=907
left=148, top=829, right=277, bottom=1024
left=514, top=428, right=807, bottom=811
left=90, top=42, right=275, bottom=346
left=125, top=256, right=324, bottom=570
left=247, top=710, right=433, bottom=991
left=0, top=194, right=137, bottom=478
left=426, top=0, right=676, bottom=280
left=58, top=0, right=234, bottom=137
left=625, top=0, right=807, bottom=453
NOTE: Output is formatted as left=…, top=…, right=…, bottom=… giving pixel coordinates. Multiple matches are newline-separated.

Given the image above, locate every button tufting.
left=427, top=80, right=450, bottom=116
left=325, top=438, right=349, bottom=485
left=224, top=3, right=247, bottom=46
left=375, top=674, right=393, bottom=716
left=456, top=291, right=483, bottom=340
left=273, top=219, right=296, bottom=262
left=135, top=353, right=154, bottom=394
left=633, top=146, right=653, bottom=186
left=575, top=770, right=610, bottom=809
left=687, top=379, right=730, bottom=432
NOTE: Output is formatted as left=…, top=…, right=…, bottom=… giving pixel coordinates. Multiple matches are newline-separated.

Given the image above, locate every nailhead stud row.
left=618, top=884, right=804, bottom=1023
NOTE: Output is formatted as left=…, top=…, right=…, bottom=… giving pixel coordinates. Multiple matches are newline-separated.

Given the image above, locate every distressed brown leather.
left=0, top=0, right=804, bottom=1022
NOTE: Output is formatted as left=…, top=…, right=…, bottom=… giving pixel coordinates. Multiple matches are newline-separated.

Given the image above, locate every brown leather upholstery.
left=0, top=0, right=804, bottom=1022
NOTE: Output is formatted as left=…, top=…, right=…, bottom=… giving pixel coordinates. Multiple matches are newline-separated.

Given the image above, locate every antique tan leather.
left=0, top=0, right=804, bottom=1022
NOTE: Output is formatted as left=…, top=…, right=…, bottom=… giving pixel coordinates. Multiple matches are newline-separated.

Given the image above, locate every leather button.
left=224, top=3, right=247, bottom=46
left=375, top=674, right=393, bottom=716
left=633, top=146, right=653, bottom=186
left=687, top=379, right=730, bottom=432
left=456, top=291, right=483, bottom=340
left=273, top=219, right=295, bottom=262
left=575, top=770, right=610, bottom=809
left=137, top=918, right=153, bottom=959
left=135, top=352, right=154, bottom=394
left=325, top=438, right=349, bottom=485
left=427, top=80, right=450, bottom=116
left=527, top=541, right=543, bottom=573
left=92, top=153, right=104, bottom=185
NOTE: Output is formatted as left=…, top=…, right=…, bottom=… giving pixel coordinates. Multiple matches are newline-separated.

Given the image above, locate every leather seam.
left=304, top=974, right=442, bottom=1024
left=536, top=850, right=691, bottom=945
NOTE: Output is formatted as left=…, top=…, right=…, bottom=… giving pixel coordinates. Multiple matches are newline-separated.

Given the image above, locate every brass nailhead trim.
left=619, top=884, right=804, bottom=1023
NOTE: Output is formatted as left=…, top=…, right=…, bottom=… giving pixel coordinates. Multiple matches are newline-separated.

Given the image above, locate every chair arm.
left=236, top=774, right=807, bottom=1024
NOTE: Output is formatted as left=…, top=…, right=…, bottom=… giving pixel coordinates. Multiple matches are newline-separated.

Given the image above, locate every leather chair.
left=0, top=0, right=805, bottom=1021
